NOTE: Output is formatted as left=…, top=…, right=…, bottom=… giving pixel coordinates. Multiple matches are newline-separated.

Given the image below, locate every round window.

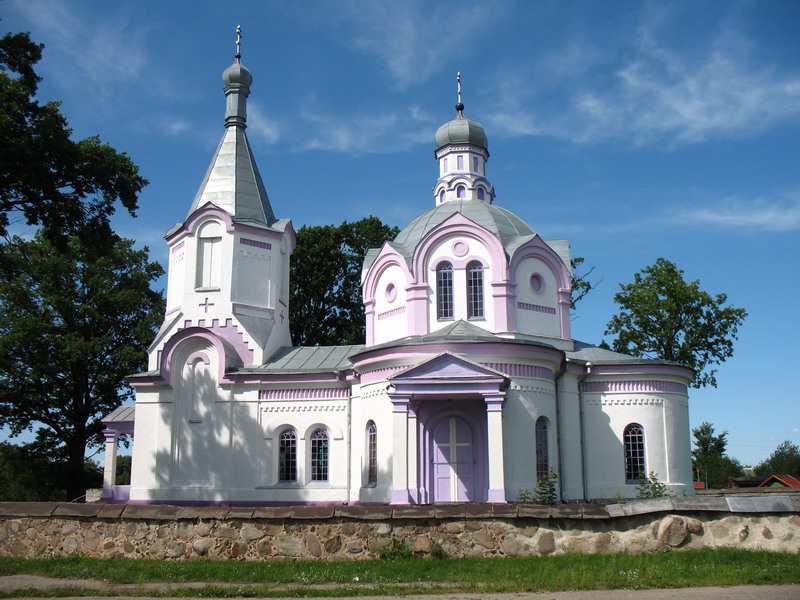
left=385, top=283, right=397, bottom=303
left=530, top=273, right=545, bottom=293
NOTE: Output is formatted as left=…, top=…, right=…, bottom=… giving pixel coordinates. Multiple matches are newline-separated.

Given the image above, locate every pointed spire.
left=183, top=26, right=277, bottom=228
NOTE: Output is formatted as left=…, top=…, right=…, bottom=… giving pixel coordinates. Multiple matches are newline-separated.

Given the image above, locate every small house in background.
left=757, top=474, right=800, bottom=488
left=725, top=476, right=765, bottom=488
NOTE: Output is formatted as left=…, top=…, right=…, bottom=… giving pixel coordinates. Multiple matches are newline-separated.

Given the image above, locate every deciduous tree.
left=605, top=258, right=747, bottom=387
left=756, top=441, right=800, bottom=478
left=0, top=233, right=163, bottom=501
left=290, top=216, right=398, bottom=346
left=0, top=32, right=146, bottom=246
left=692, top=422, right=743, bottom=488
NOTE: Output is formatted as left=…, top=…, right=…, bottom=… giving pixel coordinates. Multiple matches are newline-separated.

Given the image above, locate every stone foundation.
left=1, top=496, right=799, bottom=560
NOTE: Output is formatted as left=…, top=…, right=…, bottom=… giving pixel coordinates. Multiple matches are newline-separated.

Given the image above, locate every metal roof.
left=101, top=405, right=135, bottom=424
left=237, top=344, right=365, bottom=374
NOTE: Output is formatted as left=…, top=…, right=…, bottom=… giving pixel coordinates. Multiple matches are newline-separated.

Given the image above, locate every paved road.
left=2, top=576, right=800, bottom=600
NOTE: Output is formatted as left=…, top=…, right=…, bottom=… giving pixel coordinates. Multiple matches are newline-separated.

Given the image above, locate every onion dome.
left=223, top=58, right=253, bottom=88
left=434, top=103, right=488, bottom=151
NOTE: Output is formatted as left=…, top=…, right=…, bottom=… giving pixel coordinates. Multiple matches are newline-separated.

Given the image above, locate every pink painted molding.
left=259, top=388, right=349, bottom=400
left=482, top=363, right=554, bottom=380
left=171, top=241, right=185, bottom=253
left=582, top=380, right=688, bottom=394
left=517, top=301, right=556, bottom=315
left=240, top=238, right=272, bottom=250
left=377, top=306, right=406, bottom=320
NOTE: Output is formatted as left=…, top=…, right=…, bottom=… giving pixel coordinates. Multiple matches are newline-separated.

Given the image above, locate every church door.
left=432, top=416, right=475, bottom=502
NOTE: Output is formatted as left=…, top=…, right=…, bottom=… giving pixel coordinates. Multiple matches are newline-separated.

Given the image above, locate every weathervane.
left=457, top=72, right=462, bottom=107
left=235, top=25, right=242, bottom=58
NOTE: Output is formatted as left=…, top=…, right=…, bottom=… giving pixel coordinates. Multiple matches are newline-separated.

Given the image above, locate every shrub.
left=377, top=538, right=412, bottom=560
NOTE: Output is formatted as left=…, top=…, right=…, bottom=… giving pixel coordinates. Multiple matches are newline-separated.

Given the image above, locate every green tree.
left=290, top=216, right=399, bottom=346
left=0, top=232, right=163, bottom=501
left=755, top=441, right=800, bottom=478
left=605, top=258, right=747, bottom=387
left=0, top=32, right=145, bottom=245
left=570, top=256, right=599, bottom=309
left=692, top=422, right=743, bottom=488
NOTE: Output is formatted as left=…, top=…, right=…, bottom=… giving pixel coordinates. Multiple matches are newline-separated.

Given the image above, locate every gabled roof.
left=757, top=474, right=800, bottom=488
left=567, top=340, right=681, bottom=366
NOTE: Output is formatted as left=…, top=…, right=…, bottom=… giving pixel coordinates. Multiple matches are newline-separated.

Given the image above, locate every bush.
left=377, top=538, right=412, bottom=560
left=636, top=471, right=672, bottom=499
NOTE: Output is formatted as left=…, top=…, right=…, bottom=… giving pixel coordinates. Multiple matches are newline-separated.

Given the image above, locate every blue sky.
left=3, top=0, right=799, bottom=467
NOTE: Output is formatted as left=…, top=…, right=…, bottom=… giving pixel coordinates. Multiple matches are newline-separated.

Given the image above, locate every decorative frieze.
left=582, top=380, right=687, bottom=394
left=586, top=397, right=664, bottom=407
left=517, top=301, right=556, bottom=315
left=377, top=306, right=406, bottom=320
left=483, top=363, right=554, bottom=380
left=259, top=388, right=349, bottom=400
left=240, top=238, right=272, bottom=250
left=261, top=403, right=346, bottom=413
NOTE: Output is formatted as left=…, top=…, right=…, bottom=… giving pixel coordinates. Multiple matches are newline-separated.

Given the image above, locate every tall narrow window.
left=438, top=189, right=445, bottom=204
left=535, top=417, right=549, bottom=480
left=196, top=221, right=223, bottom=289
left=472, top=156, right=478, bottom=172
left=624, top=423, right=646, bottom=481
left=477, top=187, right=485, bottom=201
left=466, top=261, right=484, bottom=319
left=367, top=421, right=377, bottom=485
left=310, top=428, right=329, bottom=481
left=443, top=158, right=448, bottom=173
left=436, top=262, right=454, bottom=319
left=457, top=155, right=464, bottom=170
left=457, top=185, right=466, bottom=199
left=278, top=429, right=297, bottom=482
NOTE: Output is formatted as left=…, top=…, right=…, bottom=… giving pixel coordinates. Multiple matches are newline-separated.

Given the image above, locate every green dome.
left=435, top=105, right=488, bottom=150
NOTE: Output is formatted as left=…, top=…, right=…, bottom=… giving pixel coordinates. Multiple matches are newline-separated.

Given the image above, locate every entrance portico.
left=387, top=353, right=508, bottom=504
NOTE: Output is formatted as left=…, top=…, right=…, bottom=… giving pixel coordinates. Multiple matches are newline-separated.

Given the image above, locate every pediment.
left=390, top=352, right=506, bottom=383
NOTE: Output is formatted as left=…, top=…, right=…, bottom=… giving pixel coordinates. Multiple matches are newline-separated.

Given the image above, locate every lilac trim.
left=482, top=363, right=553, bottom=380
left=590, top=364, right=694, bottom=380
left=177, top=318, right=253, bottom=365
left=171, top=241, right=185, bottom=253
left=391, top=489, right=411, bottom=504
left=517, top=301, right=556, bottom=315
left=186, top=351, right=211, bottom=366
left=452, top=241, right=468, bottom=257
left=582, top=380, right=688, bottom=394
left=378, top=306, right=406, bottom=320
left=360, top=366, right=407, bottom=384
left=166, top=204, right=289, bottom=245
left=259, top=388, right=349, bottom=400
left=240, top=238, right=272, bottom=250
left=158, top=328, right=232, bottom=385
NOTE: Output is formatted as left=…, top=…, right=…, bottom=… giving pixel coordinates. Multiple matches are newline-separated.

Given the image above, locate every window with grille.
left=467, top=261, right=484, bottom=319
left=278, top=429, right=297, bottom=482
left=310, top=428, right=329, bottom=481
left=535, top=417, right=549, bottom=480
left=624, top=423, right=646, bottom=481
left=436, top=262, right=454, bottom=319
left=367, top=421, right=377, bottom=485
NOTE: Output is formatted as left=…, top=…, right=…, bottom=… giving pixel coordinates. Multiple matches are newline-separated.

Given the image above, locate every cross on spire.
left=457, top=72, right=462, bottom=106
left=235, top=25, right=242, bottom=58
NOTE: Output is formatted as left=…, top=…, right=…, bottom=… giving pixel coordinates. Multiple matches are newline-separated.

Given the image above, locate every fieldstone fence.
left=1, top=493, right=799, bottom=560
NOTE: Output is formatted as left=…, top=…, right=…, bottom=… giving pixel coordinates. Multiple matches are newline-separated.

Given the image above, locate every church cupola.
left=433, top=73, right=494, bottom=205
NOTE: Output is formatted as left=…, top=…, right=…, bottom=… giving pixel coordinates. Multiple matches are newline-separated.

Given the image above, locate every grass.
left=0, top=548, right=799, bottom=597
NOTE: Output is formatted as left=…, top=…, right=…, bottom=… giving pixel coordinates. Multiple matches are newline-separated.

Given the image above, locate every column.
left=102, top=430, right=119, bottom=498
left=485, top=394, right=506, bottom=502
left=389, top=394, right=411, bottom=504
left=407, top=403, right=418, bottom=503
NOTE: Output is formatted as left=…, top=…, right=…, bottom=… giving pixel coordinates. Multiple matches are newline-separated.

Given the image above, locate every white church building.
left=102, top=47, right=695, bottom=505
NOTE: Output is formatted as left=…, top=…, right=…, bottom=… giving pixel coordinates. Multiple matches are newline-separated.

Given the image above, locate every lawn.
left=0, top=548, right=798, bottom=597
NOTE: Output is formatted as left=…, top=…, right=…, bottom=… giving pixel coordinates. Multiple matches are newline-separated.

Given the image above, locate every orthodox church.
left=102, top=45, right=695, bottom=505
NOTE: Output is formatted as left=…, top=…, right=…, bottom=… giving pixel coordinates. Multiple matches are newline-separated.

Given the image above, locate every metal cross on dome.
left=457, top=71, right=462, bottom=106
left=235, top=25, right=242, bottom=57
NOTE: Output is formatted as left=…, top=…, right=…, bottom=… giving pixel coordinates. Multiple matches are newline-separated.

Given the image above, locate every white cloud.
left=296, top=98, right=432, bottom=154
left=685, top=193, right=800, bottom=232
left=247, top=104, right=281, bottom=145
left=488, top=16, right=800, bottom=147
left=9, top=0, right=153, bottom=88
left=299, top=0, right=507, bottom=90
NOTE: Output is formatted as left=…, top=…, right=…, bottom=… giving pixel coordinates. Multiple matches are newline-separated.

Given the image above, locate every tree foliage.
left=290, top=216, right=399, bottom=346
left=605, top=258, right=747, bottom=388
left=0, top=32, right=146, bottom=246
left=0, top=232, right=164, bottom=501
left=569, top=256, right=599, bottom=309
left=692, top=422, right=743, bottom=489
left=755, top=441, right=800, bottom=478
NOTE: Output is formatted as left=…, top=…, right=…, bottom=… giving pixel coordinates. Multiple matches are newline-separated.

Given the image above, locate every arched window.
left=278, top=429, right=297, bottom=482
left=366, top=421, right=377, bottom=485
left=438, top=189, right=445, bottom=204
left=310, top=428, right=329, bottom=481
left=196, top=221, right=223, bottom=289
left=443, top=158, right=448, bottom=173
left=624, top=423, right=646, bottom=481
left=456, top=185, right=466, bottom=199
left=477, top=187, right=485, bottom=201
left=436, top=262, right=454, bottom=319
left=535, top=417, right=549, bottom=480
left=466, top=261, right=484, bottom=319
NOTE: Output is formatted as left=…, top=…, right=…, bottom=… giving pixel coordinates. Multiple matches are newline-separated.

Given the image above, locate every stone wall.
left=1, top=496, right=799, bottom=561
